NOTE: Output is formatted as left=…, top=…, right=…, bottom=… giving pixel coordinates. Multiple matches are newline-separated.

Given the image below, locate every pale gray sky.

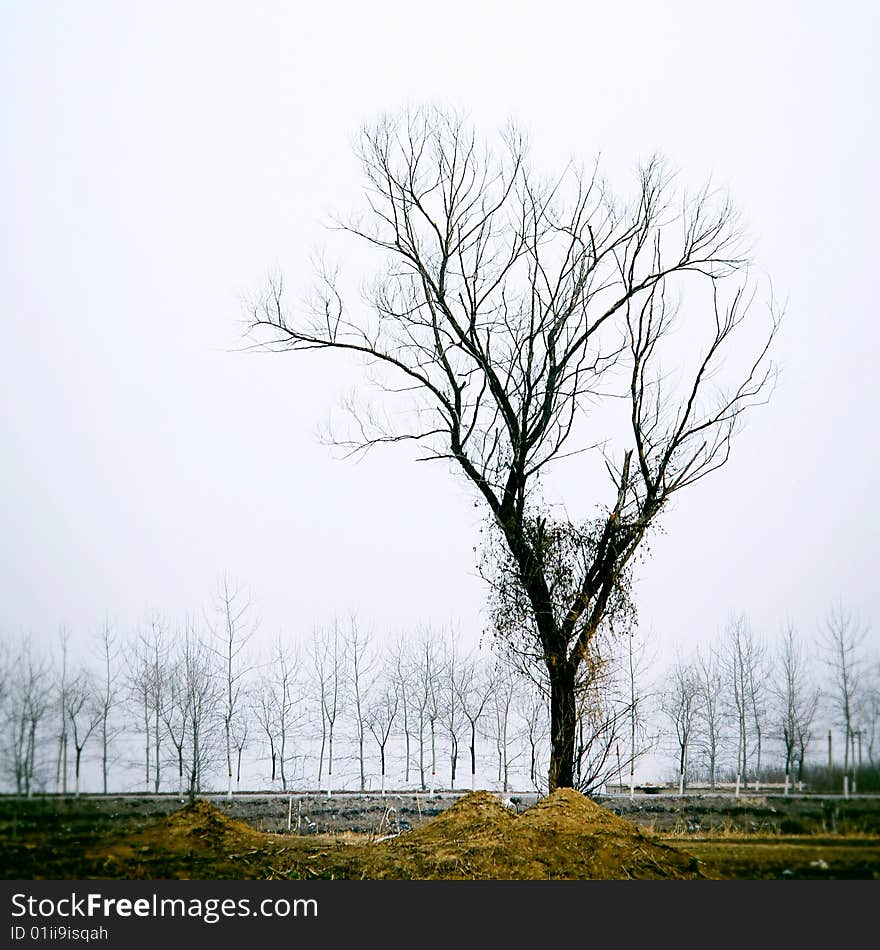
left=2, top=0, right=878, bottom=663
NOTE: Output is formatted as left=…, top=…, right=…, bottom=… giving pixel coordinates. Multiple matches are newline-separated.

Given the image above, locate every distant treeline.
left=1, top=581, right=877, bottom=797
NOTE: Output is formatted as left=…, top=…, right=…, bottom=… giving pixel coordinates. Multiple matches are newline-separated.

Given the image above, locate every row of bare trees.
left=212, top=615, right=648, bottom=797
left=660, top=605, right=878, bottom=794
left=1, top=594, right=876, bottom=797
left=0, top=583, right=650, bottom=796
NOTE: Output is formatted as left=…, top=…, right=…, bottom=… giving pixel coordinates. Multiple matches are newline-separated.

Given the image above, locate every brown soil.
left=77, top=790, right=714, bottom=880
left=325, top=789, right=713, bottom=879
left=88, top=799, right=286, bottom=879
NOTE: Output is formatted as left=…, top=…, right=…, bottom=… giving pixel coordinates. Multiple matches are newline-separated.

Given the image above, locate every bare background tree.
left=366, top=670, right=399, bottom=796
left=695, top=644, right=726, bottom=790
left=773, top=623, right=819, bottom=793
left=390, top=635, right=415, bottom=786
left=662, top=656, right=701, bottom=796
left=863, top=661, right=880, bottom=768
left=248, top=105, right=780, bottom=789
left=127, top=615, right=168, bottom=793
left=161, top=638, right=190, bottom=798
left=820, top=603, right=870, bottom=790
left=3, top=638, right=51, bottom=796
left=440, top=636, right=462, bottom=790
left=517, top=685, right=548, bottom=792
left=411, top=627, right=442, bottom=793
left=455, top=651, right=495, bottom=791
left=570, top=638, right=644, bottom=795
left=311, top=623, right=346, bottom=796
left=64, top=668, right=101, bottom=797
left=94, top=622, right=121, bottom=794
left=181, top=624, right=220, bottom=802
left=488, top=664, right=518, bottom=793
left=345, top=617, right=376, bottom=793
left=251, top=637, right=304, bottom=791
left=209, top=575, right=257, bottom=800
left=723, top=614, right=764, bottom=793
left=53, top=628, right=71, bottom=794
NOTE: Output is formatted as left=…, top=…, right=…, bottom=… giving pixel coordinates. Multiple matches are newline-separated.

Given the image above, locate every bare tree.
left=94, top=621, right=121, bottom=794
left=0, top=643, right=8, bottom=777
left=695, top=643, right=725, bottom=790
left=571, top=645, right=640, bottom=795
left=862, top=659, right=880, bottom=767
left=516, top=683, right=548, bottom=792
left=3, top=637, right=51, bottom=795
left=155, top=621, right=221, bottom=800
left=232, top=718, right=249, bottom=791
left=820, top=603, right=869, bottom=785
left=745, top=632, right=769, bottom=790
left=181, top=624, right=220, bottom=801
left=209, top=575, right=257, bottom=799
left=772, top=622, right=819, bottom=793
left=440, top=636, right=462, bottom=790
left=262, top=638, right=303, bottom=792
left=127, top=636, right=152, bottom=791
left=251, top=679, right=278, bottom=787
left=127, top=614, right=169, bottom=792
left=410, top=627, right=443, bottom=792
left=366, top=677, right=399, bottom=796
left=53, top=628, right=71, bottom=794
left=390, top=634, right=415, bottom=785
left=723, top=614, right=764, bottom=792
left=64, top=670, right=101, bottom=797
left=662, top=656, right=701, bottom=796
left=160, top=641, right=190, bottom=798
left=488, top=662, right=519, bottom=792
left=455, top=651, right=495, bottom=791
left=344, top=616, right=376, bottom=792
left=311, top=622, right=346, bottom=795
left=248, top=106, right=780, bottom=789
left=621, top=629, right=658, bottom=798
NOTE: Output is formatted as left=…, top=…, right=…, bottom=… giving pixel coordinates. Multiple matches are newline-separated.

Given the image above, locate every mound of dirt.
left=319, top=789, right=715, bottom=880
left=87, top=799, right=281, bottom=879
left=161, top=799, right=268, bottom=846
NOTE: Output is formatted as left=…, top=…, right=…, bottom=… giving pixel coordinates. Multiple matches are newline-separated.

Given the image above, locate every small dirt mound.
left=320, top=789, right=716, bottom=880
left=164, top=799, right=266, bottom=846
left=519, top=787, right=638, bottom=834
left=406, top=789, right=518, bottom=840
left=508, top=787, right=713, bottom=880
left=88, top=800, right=272, bottom=879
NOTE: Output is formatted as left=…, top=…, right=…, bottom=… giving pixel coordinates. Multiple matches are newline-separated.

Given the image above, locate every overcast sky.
left=2, top=0, right=878, bottom=667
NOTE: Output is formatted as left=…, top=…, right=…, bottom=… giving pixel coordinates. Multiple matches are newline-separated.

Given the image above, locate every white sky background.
left=2, top=0, right=878, bottom=671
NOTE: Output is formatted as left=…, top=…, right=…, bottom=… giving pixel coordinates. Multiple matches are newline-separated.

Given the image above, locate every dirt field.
left=2, top=790, right=878, bottom=880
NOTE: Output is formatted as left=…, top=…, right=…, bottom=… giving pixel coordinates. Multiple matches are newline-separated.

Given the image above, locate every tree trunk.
left=418, top=718, right=426, bottom=791
left=102, top=720, right=109, bottom=795
left=327, top=729, right=334, bottom=797
left=429, top=719, right=437, bottom=795
left=403, top=698, right=411, bottom=784
left=450, top=734, right=458, bottom=789
left=548, top=661, right=576, bottom=791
